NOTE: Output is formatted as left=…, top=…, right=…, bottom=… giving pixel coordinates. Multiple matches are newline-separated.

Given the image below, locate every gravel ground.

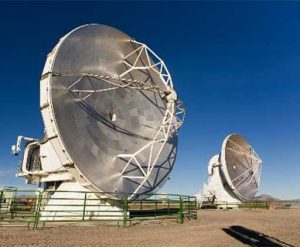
left=0, top=209, right=299, bottom=247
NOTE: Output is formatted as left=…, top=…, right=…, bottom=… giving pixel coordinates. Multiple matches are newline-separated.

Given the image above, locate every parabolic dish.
left=44, top=24, right=184, bottom=198
left=220, top=134, right=262, bottom=200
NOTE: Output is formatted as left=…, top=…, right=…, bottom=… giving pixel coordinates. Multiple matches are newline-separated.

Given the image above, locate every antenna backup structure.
left=12, top=24, right=185, bottom=219
left=197, top=133, right=262, bottom=208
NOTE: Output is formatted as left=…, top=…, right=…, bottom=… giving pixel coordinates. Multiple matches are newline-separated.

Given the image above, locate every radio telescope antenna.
left=13, top=24, right=185, bottom=201
left=197, top=133, right=262, bottom=208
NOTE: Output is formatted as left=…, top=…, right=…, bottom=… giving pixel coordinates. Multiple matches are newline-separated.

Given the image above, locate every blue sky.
left=0, top=2, right=299, bottom=199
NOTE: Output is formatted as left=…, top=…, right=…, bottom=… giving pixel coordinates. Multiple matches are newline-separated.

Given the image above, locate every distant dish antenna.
left=13, top=24, right=185, bottom=201
left=197, top=133, right=262, bottom=207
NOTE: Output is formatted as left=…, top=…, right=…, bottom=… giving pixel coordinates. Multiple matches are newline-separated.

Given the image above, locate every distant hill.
left=254, top=194, right=280, bottom=201
left=290, top=199, right=300, bottom=202
left=254, top=194, right=300, bottom=202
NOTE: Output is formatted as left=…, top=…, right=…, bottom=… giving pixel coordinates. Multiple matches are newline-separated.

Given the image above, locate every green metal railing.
left=240, top=201, right=270, bottom=209
left=199, top=200, right=270, bottom=209
left=0, top=188, right=197, bottom=229
left=199, top=200, right=300, bottom=210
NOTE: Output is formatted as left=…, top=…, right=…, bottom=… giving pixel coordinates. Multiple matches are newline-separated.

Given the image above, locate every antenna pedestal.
left=40, top=182, right=125, bottom=222
left=197, top=155, right=240, bottom=208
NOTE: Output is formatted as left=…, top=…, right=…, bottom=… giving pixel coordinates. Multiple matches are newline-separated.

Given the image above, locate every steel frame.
left=226, top=139, right=262, bottom=188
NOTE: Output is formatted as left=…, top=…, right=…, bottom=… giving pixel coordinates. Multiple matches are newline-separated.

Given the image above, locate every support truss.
left=120, top=40, right=173, bottom=88
left=118, top=100, right=177, bottom=199
left=116, top=41, right=182, bottom=199
left=226, top=139, right=262, bottom=188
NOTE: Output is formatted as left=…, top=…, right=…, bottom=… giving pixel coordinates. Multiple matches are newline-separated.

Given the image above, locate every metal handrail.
left=0, top=188, right=197, bottom=229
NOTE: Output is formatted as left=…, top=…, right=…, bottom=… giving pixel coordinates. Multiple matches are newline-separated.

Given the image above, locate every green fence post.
left=0, top=190, right=3, bottom=210
left=82, top=192, right=87, bottom=221
left=188, top=196, right=190, bottom=216
left=179, top=196, right=184, bottom=224
left=155, top=195, right=157, bottom=218
left=0, top=190, right=3, bottom=220
left=33, top=191, right=43, bottom=230
left=194, top=197, right=197, bottom=219
left=123, top=195, right=128, bottom=228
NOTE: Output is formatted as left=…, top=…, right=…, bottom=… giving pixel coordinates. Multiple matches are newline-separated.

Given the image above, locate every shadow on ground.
left=222, top=225, right=294, bottom=247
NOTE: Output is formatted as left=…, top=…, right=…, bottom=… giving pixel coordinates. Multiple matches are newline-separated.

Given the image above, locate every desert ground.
left=0, top=209, right=299, bottom=247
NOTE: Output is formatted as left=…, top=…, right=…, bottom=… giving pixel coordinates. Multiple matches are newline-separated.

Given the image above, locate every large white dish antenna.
left=14, top=24, right=185, bottom=199
left=198, top=133, right=262, bottom=205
